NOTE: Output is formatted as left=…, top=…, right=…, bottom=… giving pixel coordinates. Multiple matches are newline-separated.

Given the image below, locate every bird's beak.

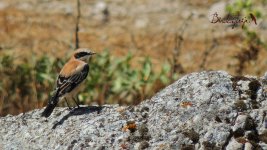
left=90, top=52, right=96, bottom=55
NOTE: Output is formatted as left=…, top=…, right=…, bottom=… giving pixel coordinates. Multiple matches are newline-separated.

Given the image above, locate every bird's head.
left=73, top=48, right=96, bottom=61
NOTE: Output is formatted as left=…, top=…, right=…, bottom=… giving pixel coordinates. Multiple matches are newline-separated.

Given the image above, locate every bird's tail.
left=41, top=90, right=59, bottom=117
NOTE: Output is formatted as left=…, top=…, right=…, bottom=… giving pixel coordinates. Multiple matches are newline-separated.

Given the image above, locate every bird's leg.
left=64, top=98, right=72, bottom=110
left=72, top=96, right=80, bottom=108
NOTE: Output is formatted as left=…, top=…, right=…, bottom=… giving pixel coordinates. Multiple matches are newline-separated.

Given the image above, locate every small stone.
left=233, top=115, right=247, bottom=131
left=244, top=142, right=253, bottom=150
left=226, top=138, right=243, bottom=149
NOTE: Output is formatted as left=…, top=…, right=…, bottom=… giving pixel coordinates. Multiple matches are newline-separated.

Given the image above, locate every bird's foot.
left=67, top=106, right=74, bottom=110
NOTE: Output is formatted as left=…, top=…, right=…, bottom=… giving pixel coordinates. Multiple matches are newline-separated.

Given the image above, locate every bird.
left=41, top=48, right=96, bottom=117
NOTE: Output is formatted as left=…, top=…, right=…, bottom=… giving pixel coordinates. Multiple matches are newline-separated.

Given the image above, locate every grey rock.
left=0, top=71, right=267, bottom=149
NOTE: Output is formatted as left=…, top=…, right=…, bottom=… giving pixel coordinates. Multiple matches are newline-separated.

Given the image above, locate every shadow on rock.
left=52, top=106, right=102, bottom=129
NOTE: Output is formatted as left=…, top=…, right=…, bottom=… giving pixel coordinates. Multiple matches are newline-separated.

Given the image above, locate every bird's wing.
left=56, top=63, right=89, bottom=97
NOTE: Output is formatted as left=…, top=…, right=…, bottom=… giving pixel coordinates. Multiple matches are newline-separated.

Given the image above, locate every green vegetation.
left=0, top=50, right=176, bottom=116
left=226, top=0, right=262, bottom=17
left=85, top=50, right=173, bottom=105
left=226, top=0, right=264, bottom=42
left=226, top=0, right=266, bottom=74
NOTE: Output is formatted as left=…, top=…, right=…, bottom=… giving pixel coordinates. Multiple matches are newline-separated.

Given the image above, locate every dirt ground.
left=0, top=0, right=267, bottom=75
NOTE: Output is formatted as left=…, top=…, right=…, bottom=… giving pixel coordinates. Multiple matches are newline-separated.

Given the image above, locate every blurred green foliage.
left=226, top=0, right=262, bottom=17
left=0, top=50, right=175, bottom=116
left=84, top=50, right=173, bottom=105
left=227, top=0, right=266, bottom=45
left=226, top=0, right=267, bottom=74
left=226, top=0, right=264, bottom=40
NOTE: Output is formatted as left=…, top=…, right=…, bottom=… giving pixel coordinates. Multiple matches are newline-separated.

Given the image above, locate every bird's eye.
left=74, top=52, right=89, bottom=59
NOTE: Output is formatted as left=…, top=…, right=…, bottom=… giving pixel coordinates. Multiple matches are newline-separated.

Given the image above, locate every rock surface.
left=0, top=71, right=267, bottom=149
